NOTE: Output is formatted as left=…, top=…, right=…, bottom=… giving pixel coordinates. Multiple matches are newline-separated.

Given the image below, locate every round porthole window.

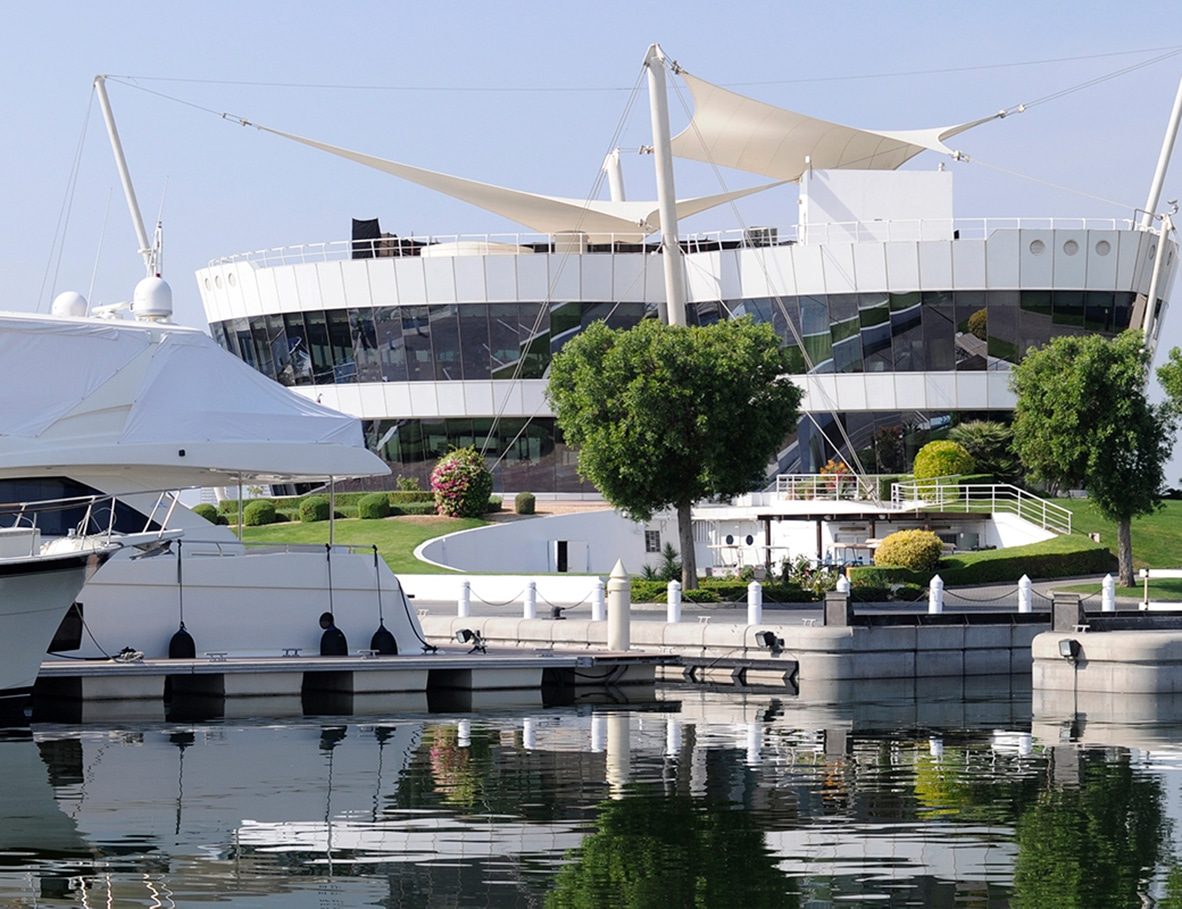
left=1063, top=239, right=1079, bottom=256
left=1095, top=240, right=1111, bottom=256
left=745, top=534, right=755, bottom=546
left=203, top=277, right=211, bottom=290
left=1029, top=239, right=1046, bottom=255
left=214, top=274, right=222, bottom=289
left=725, top=534, right=734, bottom=545
left=227, top=272, right=237, bottom=287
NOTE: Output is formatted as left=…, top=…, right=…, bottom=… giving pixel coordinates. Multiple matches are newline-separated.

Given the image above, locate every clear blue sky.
left=3, top=2, right=1182, bottom=474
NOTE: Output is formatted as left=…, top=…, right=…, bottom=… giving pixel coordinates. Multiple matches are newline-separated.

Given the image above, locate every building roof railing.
left=206, top=217, right=1149, bottom=269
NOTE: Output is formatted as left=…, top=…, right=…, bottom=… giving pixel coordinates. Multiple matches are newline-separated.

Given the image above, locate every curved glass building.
left=197, top=64, right=1177, bottom=493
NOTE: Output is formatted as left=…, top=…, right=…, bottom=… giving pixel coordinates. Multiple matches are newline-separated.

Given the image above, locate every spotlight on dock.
left=1058, top=638, right=1081, bottom=662
left=455, top=628, right=486, bottom=654
left=755, top=630, right=784, bottom=655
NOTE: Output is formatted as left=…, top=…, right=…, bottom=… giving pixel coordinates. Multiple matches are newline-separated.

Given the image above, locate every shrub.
left=243, top=500, right=277, bottom=526
left=192, top=503, right=218, bottom=523
left=514, top=491, right=536, bottom=515
left=395, top=475, right=423, bottom=492
left=485, top=496, right=503, bottom=513
left=389, top=490, right=435, bottom=504
left=389, top=502, right=439, bottom=516
left=874, top=529, right=945, bottom=573
left=948, top=420, right=1021, bottom=484
left=358, top=493, right=391, bottom=520
left=430, top=447, right=494, bottom=518
left=966, top=308, right=988, bottom=341
left=300, top=496, right=330, bottom=523
left=912, top=440, right=975, bottom=480
left=631, top=579, right=668, bottom=602
left=640, top=543, right=682, bottom=582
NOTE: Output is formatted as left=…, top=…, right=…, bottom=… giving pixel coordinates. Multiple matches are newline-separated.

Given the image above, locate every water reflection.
left=2, top=681, right=1182, bottom=906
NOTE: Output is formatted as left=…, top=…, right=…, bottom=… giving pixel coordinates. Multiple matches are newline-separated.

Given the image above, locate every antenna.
left=92, top=75, right=159, bottom=277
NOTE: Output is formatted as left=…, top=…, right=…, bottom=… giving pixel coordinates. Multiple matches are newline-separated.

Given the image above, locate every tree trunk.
left=1117, top=517, right=1134, bottom=588
left=677, top=499, right=698, bottom=590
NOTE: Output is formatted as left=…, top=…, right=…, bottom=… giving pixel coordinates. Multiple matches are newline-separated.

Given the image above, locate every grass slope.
left=1051, top=498, right=1182, bottom=570
left=240, top=515, right=487, bottom=574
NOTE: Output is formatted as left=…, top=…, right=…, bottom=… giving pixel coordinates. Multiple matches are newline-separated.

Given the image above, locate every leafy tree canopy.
left=548, top=318, right=802, bottom=519
left=948, top=420, right=1021, bottom=484
left=1160, top=345, right=1182, bottom=415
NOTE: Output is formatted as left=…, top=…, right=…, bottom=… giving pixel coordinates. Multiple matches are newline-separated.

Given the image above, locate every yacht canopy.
left=669, top=71, right=999, bottom=181
left=0, top=314, right=387, bottom=484
left=252, top=123, right=783, bottom=238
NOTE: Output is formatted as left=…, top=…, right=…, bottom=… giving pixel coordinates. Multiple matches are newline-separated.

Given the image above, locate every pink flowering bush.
left=430, top=447, right=493, bottom=518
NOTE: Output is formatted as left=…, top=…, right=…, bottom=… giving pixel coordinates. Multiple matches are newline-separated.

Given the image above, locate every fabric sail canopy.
left=669, top=70, right=999, bottom=181
left=251, top=123, right=783, bottom=238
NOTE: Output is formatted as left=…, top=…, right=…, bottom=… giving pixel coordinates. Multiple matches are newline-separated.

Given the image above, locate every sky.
left=3, top=1, right=1182, bottom=472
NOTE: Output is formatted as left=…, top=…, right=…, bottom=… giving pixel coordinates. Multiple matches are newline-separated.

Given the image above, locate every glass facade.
left=211, top=291, right=1136, bottom=387
left=210, top=290, right=1139, bottom=492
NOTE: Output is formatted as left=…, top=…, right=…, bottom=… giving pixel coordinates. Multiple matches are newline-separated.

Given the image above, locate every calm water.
left=3, top=681, right=1182, bottom=908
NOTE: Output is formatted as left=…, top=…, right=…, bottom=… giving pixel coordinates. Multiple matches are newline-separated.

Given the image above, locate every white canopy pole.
left=1140, top=74, right=1182, bottom=230
left=603, top=149, right=626, bottom=202
left=93, top=76, right=156, bottom=277
left=645, top=45, right=687, bottom=327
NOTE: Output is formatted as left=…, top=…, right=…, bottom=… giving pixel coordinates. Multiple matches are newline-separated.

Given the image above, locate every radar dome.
left=50, top=291, right=88, bottom=318
left=132, top=276, right=173, bottom=321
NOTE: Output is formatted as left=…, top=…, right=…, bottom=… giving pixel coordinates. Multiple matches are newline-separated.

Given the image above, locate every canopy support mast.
left=1140, top=74, right=1182, bottom=230
left=93, top=75, right=157, bottom=277
left=645, top=45, right=686, bottom=326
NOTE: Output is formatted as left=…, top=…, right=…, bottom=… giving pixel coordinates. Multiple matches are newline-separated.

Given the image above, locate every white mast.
left=93, top=75, right=157, bottom=277
left=1140, top=74, right=1182, bottom=230
left=644, top=44, right=686, bottom=327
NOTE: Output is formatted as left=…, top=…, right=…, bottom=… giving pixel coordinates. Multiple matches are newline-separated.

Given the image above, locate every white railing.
left=775, top=473, right=891, bottom=502
left=890, top=481, right=1073, bottom=535
left=206, top=217, right=1150, bottom=268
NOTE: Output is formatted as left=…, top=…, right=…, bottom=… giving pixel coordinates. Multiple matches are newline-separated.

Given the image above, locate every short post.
left=607, top=559, right=631, bottom=651
left=835, top=574, right=851, bottom=595
left=1102, top=573, right=1116, bottom=613
left=928, top=574, right=944, bottom=615
left=522, top=717, right=536, bottom=751
left=591, top=578, right=606, bottom=622
left=523, top=581, right=537, bottom=620
left=824, top=590, right=853, bottom=627
left=747, top=581, right=763, bottom=625
left=458, top=580, right=471, bottom=618
left=1052, top=591, right=1085, bottom=633
left=666, top=580, right=682, bottom=624
left=665, top=717, right=682, bottom=757
left=1017, top=574, right=1032, bottom=614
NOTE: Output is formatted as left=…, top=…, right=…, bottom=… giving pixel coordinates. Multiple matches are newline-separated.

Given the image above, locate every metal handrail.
left=890, top=481, right=1073, bottom=535
left=775, top=473, right=894, bottom=502
left=205, top=217, right=1150, bottom=268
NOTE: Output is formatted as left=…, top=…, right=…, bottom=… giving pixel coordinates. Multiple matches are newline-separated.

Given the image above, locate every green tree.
left=1011, top=330, right=1175, bottom=586
left=948, top=419, right=1021, bottom=483
left=547, top=318, right=802, bottom=588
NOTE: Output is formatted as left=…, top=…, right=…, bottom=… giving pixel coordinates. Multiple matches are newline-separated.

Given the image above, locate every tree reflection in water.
left=1013, top=752, right=1166, bottom=909
left=547, top=791, right=798, bottom=909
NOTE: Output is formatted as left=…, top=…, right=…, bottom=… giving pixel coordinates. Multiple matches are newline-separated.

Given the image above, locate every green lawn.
left=1059, top=578, right=1182, bottom=602
left=1051, top=498, right=1182, bottom=569
left=240, top=515, right=487, bottom=574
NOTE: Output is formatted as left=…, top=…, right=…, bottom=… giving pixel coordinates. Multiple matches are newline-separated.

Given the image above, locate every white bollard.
left=607, top=560, right=631, bottom=651
left=928, top=574, right=944, bottom=615
left=457, top=719, right=471, bottom=748
left=1017, top=574, right=1032, bottom=614
left=667, top=580, right=682, bottom=624
left=458, top=579, right=471, bottom=618
left=523, top=581, right=537, bottom=620
left=836, top=574, right=851, bottom=595
left=1102, top=573, right=1117, bottom=613
left=522, top=717, right=536, bottom=751
left=591, top=578, right=606, bottom=622
left=605, top=713, right=631, bottom=799
left=745, top=722, right=763, bottom=767
left=747, top=581, right=763, bottom=625
left=665, top=717, right=682, bottom=757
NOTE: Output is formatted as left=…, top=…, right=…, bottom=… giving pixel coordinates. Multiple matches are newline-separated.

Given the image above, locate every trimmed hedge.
left=192, top=503, right=218, bottom=523
left=515, top=492, right=536, bottom=515
left=850, top=535, right=1116, bottom=586
left=874, top=529, right=944, bottom=573
left=389, top=501, right=438, bottom=516
left=243, top=500, right=277, bottom=526
left=486, top=496, right=503, bottom=513
left=913, top=440, right=975, bottom=480
left=358, top=493, right=391, bottom=520
left=300, top=496, right=330, bottom=523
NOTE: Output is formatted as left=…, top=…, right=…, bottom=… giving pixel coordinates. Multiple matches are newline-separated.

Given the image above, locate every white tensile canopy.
left=252, top=124, right=784, bottom=239
left=0, top=314, right=387, bottom=484
left=669, top=71, right=997, bottom=181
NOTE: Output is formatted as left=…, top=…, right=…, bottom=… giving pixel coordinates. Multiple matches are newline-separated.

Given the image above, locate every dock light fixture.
left=755, top=630, right=784, bottom=655
left=1058, top=638, right=1081, bottom=661
left=455, top=628, right=486, bottom=654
